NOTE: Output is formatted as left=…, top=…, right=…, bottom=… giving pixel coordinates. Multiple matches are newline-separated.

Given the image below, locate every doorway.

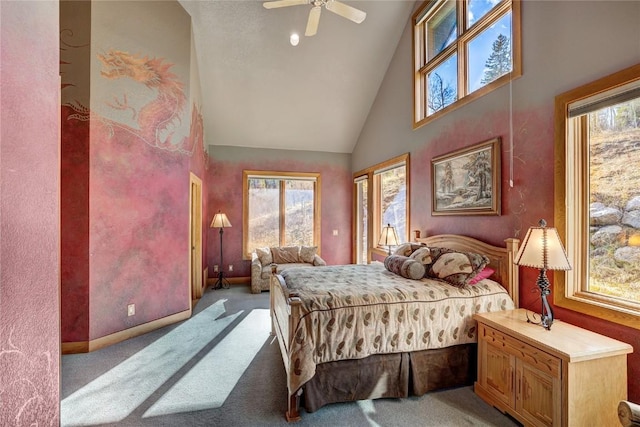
left=189, top=173, right=203, bottom=306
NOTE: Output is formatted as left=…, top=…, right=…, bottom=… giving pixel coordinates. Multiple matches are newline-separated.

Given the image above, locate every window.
left=555, top=64, right=640, bottom=330
left=243, top=171, right=320, bottom=259
left=353, top=154, right=409, bottom=261
left=413, top=0, right=521, bottom=128
left=354, top=176, right=369, bottom=264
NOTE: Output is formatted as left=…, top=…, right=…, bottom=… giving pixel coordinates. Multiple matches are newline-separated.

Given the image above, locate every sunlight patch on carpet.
left=61, top=300, right=237, bottom=426
left=357, top=399, right=382, bottom=427
left=142, top=308, right=271, bottom=417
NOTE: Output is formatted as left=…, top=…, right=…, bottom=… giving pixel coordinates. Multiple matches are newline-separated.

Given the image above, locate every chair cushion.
left=300, top=246, right=318, bottom=263
left=272, top=246, right=300, bottom=263
left=255, top=247, right=273, bottom=266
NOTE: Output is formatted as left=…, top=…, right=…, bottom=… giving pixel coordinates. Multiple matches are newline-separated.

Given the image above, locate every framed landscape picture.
left=431, top=137, right=501, bottom=216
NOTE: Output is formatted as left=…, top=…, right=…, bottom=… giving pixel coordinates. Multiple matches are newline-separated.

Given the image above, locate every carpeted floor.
left=61, top=285, right=521, bottom=427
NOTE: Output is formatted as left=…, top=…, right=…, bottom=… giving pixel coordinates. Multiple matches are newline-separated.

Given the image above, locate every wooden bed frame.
left=269, top=235, right=520, bottom=421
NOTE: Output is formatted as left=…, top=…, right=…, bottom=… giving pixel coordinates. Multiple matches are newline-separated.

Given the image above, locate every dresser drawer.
left=480, top=324, right=560, bottom=378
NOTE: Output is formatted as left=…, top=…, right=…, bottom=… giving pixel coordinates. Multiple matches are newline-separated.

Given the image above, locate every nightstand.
left=474, top=308, right=633, bottom=427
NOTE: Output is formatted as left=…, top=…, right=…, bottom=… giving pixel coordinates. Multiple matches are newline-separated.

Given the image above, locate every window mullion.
left=579, top=116, right=590, bottom=294
left=279, top=180, right=286, bottom=246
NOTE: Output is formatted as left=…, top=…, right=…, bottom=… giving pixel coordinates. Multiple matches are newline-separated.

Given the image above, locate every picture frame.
left=431, top=137, right=501, bottom=216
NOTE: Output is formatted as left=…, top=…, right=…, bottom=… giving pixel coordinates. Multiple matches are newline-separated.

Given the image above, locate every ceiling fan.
left=263, top=0, right=366, bottom=37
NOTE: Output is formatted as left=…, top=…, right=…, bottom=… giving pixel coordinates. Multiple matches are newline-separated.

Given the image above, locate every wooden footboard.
left=270, top=274, right=303, bottom=421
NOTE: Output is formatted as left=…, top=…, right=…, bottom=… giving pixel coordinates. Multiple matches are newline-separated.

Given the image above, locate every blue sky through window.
left=468, top=12, right=512, bottom=93
left=428, top=53, right=458, bottom=114
left=467, top=0, right=501, bottom=27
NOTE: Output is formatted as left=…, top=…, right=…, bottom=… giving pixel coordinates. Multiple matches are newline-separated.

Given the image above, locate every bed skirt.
left=302, top=343, right=477, bottom=413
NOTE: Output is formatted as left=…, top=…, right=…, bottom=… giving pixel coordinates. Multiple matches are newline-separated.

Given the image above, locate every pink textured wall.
left=60, top=2, right=205, bottom=342
left=207, top=149, right=352, bottom=279
left=0, top=1, right=61, bottom=424
left=411, top=107, right=553, bottom=248
left=88, top=117, right=191, bottom=338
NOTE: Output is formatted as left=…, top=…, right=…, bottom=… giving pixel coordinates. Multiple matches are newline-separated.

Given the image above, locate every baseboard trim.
left=62, top=308, right=192, bottom=354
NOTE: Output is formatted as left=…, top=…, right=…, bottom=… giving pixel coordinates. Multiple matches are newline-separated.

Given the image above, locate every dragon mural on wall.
left=96, top=49, right=195, bottom=155
left=65, top=48, right=201, bottom=156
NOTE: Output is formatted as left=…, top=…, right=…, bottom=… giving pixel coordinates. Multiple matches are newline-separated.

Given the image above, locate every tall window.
left=243, top=171, right=320, bottom=258
left=413, top=0, right=521, bottom=128
left=354, top=176, right=369, bottom=264
left=353, top=154, right=409, bottom=261
left=555, top=64, right=640, bottom=330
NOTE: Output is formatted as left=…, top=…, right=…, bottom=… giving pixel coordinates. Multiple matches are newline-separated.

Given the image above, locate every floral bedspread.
left=280, top=263, right=515, bottom=393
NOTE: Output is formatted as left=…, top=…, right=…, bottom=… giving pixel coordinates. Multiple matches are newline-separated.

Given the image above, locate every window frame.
left=554, top=63, right=640, bottom=331
left=242, top=170, right=321, bottom=260
left=353, top=154, right=410, bottom=261
left=412, top=0, right=522, bottom=129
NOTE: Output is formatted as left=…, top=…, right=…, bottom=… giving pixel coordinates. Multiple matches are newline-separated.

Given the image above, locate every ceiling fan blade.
left=263, top=0, right=308, bottom=10
left=305, top=6, right=321, bottom=36
left=325, top=0, right=366, bottom=24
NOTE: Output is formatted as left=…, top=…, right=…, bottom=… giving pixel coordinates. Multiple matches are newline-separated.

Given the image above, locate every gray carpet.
left=61, top=285, right=520, bottom=427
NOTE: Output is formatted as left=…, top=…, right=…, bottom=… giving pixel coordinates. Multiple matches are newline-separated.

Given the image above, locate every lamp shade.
left=210, top=211, right=232, bottom=228
left=378, top=224, right=399, bottom=247
left=514, top=219, right=571, bottom=270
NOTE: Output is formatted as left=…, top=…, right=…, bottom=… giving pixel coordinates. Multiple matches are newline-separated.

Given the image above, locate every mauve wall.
left=60, top=0, right=206, bottom=342
left=353, top=1, right=640, bottom=400
left=207, top=146, right=352, bottom=279
left=0, top=1, right=61, bottom=424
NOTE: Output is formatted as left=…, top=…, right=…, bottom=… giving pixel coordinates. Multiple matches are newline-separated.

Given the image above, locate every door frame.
left=189, top=173, right=203, bottom=306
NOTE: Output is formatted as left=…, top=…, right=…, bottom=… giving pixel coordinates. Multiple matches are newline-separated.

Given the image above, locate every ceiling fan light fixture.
left=290, top=33, right=300, bottom=46
left=263, top=0, right=366, bottom=37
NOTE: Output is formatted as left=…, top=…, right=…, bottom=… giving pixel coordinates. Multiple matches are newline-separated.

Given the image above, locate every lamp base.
left=525, top=308, right=554, bottom=330
left=526, top=268, right=554, bottom=330
left=211, top=270, right=230, bottom=290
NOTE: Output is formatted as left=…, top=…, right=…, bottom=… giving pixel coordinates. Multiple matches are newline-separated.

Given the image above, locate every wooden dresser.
left=474, top=308, right=633, bottom=427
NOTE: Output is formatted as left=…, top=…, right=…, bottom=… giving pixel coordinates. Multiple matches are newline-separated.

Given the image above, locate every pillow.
left=271, top=246, right=300, bottom=264
left=425, top=247, right=489, bottom=287
left=468, top=267, right=496, bottom=285
left=384, top=255, right=426, bottom=280
left=255, top=247, right=272, bottom=266
left=409, top=247, right=432, bottom=265
left=393, top=242, right=426, bottom=257
left=299, top=246, right=317, bottom=263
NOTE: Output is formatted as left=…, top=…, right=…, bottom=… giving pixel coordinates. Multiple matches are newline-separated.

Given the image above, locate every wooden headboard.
left=416, top=235, right=520, bottom=308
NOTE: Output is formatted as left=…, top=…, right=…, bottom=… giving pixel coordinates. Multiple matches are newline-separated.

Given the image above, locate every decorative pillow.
left=468, top=267, right=496, bottom=285
left=409, top=247, right=432, bottom=265
left=271, top=246, right=300, bottom=264
left=255, top=247, right=272, bottom=266
left=384, top=255, right=426, bottom=280
left=425, top=247, right=490, bottom=287
left=393, top=242, right=426, bottom=257
left=299, top=246, right=317, bottom=263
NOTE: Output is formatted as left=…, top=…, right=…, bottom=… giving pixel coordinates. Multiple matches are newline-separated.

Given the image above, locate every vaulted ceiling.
left=180, top=1, right=415, bottom=153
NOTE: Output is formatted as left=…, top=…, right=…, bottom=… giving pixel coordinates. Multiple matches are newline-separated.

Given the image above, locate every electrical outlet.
left=127, top=304, right=135, bottom=316
left=214, top=265, right=219, bottom=272
left=333, top=229, right=339, bottom=236
left=228, top=264, right=233, bottom=272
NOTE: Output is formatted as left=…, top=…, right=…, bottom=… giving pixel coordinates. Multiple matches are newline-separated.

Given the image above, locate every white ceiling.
left=179, top=0, right=415, bottom=153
